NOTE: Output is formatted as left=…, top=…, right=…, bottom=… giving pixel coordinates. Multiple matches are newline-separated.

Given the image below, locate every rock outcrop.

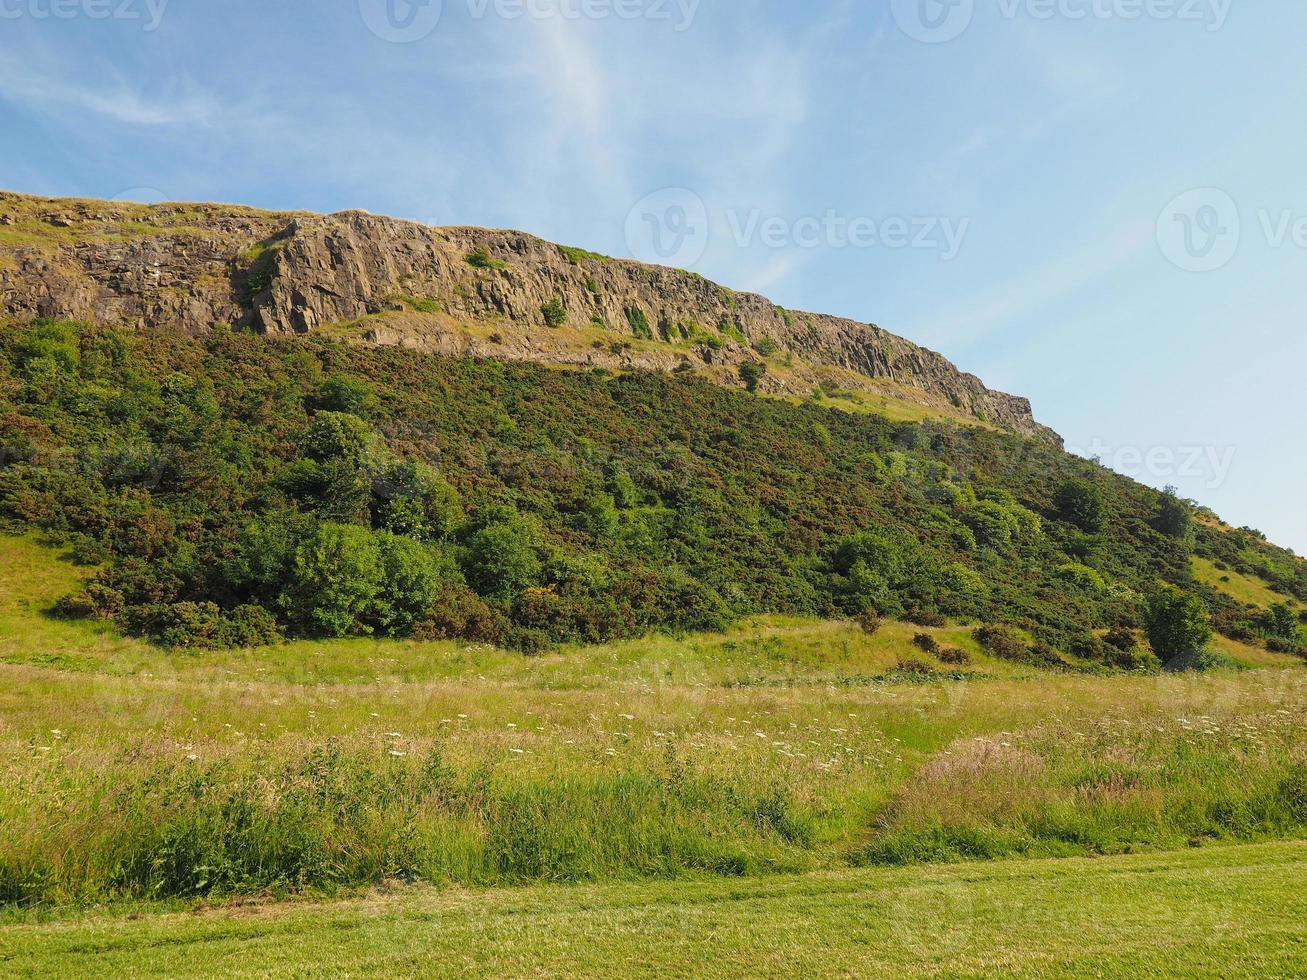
left=0, top=191, right=1060, bottom=444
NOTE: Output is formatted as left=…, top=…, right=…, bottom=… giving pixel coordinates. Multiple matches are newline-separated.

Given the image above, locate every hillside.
left=0, top=318, right=1302, bottom=660
left=0, top=191, right=1057, bottom=441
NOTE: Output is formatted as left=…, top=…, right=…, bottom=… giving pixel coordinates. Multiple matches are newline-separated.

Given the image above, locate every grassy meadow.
left=0, top=531, right=1305, bottom=974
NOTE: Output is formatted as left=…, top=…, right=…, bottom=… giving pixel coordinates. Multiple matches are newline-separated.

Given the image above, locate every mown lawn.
left=1, top=842, right=1303, bottom=978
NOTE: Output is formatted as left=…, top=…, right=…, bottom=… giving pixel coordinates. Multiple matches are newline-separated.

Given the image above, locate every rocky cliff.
left=0, top=191, right=1060, bottom=444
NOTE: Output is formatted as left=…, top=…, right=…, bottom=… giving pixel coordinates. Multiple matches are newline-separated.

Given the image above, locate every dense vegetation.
left=1, top=318, right=1303, bottom=658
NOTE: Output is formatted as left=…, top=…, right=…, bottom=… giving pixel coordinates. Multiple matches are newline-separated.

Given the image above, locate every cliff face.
left=0, top=191, right=1061, bottom=444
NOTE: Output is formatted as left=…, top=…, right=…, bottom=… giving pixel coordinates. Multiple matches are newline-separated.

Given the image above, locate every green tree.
left=462, top=513, right=542, bottom=600
left=287, top=522, right=383, bottom=637
left=1156, top=486, right=1193, bottom=541
left=372, top=459, right=462, bottom=541
left=738, top=361, right=766, bottom=393
left=370, top=532, right=449, bottom=634
left=300, top=411, right=383, bottom=468
left=1055, top=478, right=1108, bottom=534
left=1260, top=602, right=1300, bottom=642
left=1144, top=588, right=1212, bottom=661
left=964, top=501, right=1020, bottom=551
left=310, top=374, right=377, bottom=417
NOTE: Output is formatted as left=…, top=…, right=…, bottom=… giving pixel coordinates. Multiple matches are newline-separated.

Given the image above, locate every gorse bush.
left=0, top=319, right=1300, bottom=653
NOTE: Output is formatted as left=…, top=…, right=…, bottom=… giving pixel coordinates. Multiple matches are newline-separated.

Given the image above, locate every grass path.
left=3, top=842, right=1304, bottom=978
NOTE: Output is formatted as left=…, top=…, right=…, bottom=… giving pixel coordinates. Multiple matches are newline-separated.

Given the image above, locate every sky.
left=1, top=0, right=1303, bottom=553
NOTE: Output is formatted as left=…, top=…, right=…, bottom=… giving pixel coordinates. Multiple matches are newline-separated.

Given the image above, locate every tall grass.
left=1, top=535, right=1304, bottom=908
left=2, top=667, right=1303, bottom=906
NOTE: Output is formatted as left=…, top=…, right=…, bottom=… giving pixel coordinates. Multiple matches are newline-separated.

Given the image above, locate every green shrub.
left=1145, top=588, right=1213, bottom=661
left=1055, top=479, right=1108, bottom=534
left=541, top=298, right=567, bottom=328
left=465, top=245, right=505, bottom=270
left=462, top=513, right=542, bottom=601
left=624, top=305, right=653, bottom=340
left=738, top=361, right=766, bottom=393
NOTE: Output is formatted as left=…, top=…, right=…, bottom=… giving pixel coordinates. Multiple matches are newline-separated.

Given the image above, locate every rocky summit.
left=0, top=191, right=1058, bottom=444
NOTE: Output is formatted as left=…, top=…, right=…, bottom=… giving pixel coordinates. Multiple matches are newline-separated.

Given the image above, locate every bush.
left=964, top=501, right=1019, bottom=551
left=465, top=245, right=504, bottom=270
left=286, top=522, right=385, bottom=637
left=413, top=582, right=504, bottom=644
left=370, top=533, right=449, bottom=635
left=894, top=657, right=934, bottom=676
left=309, top=374, right=377, bottom=417
left=973, top=624, right=1026, bottom=661
left=738, top=361, right=766, bottom=393
left=1056, top=562, right=1106, bottom=591
left=1055, top=479, right=1107, bottom=534
left=1163, top=648, right=1242, bottom=673
left=372, top=459, right=462, bottom=542
left=853, top=609, right=882, bottom=635
left=541, top=299, right=567, bottom=328
left=1104, top=626, right=1138, bottom=652
left=461, top=514, right=542, bottom=601
left=905, top=608, right=947, bottom=628
left=912, top=632, right=940, bottom=655
left=51, top=591, right=97, bottom=620
left=1156, top=487, right=1193, bottom=540
left=937, top=647, right=970, bottom=666
left=624, top=305, right=653, bottom=340
left=1145, top=588, right=1212, bottom=661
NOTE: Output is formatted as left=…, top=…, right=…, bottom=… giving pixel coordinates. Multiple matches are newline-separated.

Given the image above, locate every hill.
left=0, top=317, right=1302, bottom=659
left=0, top=191, right=1057, bottom=441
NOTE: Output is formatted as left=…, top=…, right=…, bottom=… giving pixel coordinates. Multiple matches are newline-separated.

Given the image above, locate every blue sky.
left=1, top=0, right=1304, bottom=552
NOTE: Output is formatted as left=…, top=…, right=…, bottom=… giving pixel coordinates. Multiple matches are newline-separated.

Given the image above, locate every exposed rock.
left=0, top=191, right=1060, bottom=444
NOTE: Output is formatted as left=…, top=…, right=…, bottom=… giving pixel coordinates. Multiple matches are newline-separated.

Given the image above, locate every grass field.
left=2, top=842, right=1304, bottom=978
left=1, top=532, right=1305, bottom=974
left=1193, top=556, right=1299, bottom=611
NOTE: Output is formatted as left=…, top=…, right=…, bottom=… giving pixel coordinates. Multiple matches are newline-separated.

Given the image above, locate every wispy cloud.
left=911, top=217, right=1154, bottom=353
left=0, top=49, right=221, bottom=126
